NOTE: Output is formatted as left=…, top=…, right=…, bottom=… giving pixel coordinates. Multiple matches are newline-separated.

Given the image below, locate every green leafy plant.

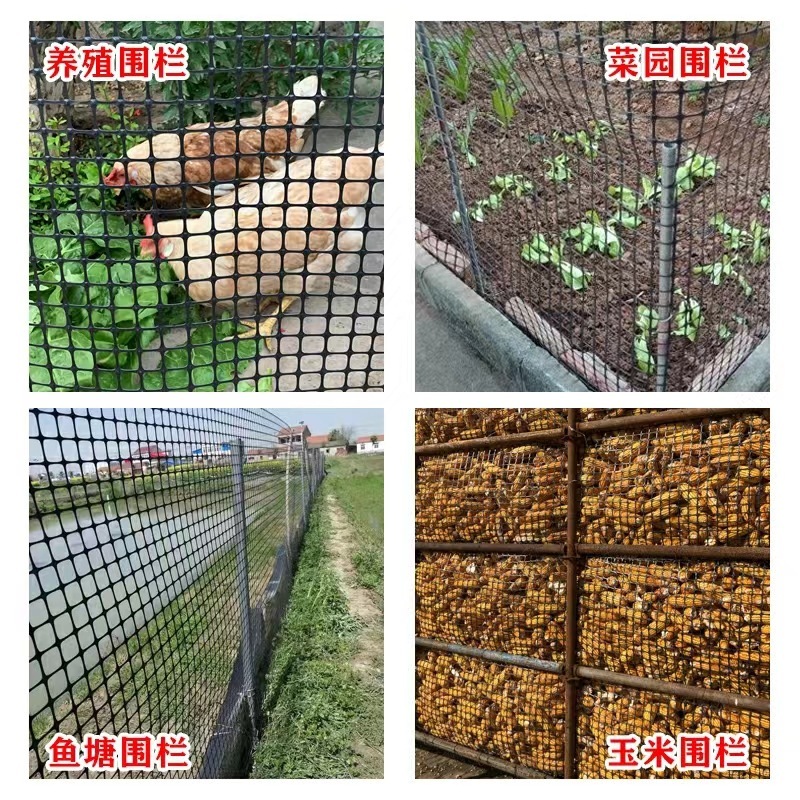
left=711, top=213, right=770, bottom=267
left=485, top=43, right=523, bottom=88
left=430, top=28, right=475, bottom=103
left=566, top=210, right=621, bottom=257
left=415, top=90, right=437, bottom=168
left=553, top=120, right=610, bottom=160
left=633, top=303, right=658, bottom=376
left=453, top=173, right=533, bottom=223
left=754, top=111, right=770, bottom=128
left=491, top=83, right=523, bottom=128
left=673, top=293, right=704, bottom=342
left=608, top=175, right=658, bottom=229
left=692, top=253, right=753, bottom=297
left=544, top=153, right=572, bottom=183
left=520, top=234, right=592, bottom=291
left=684, top=81, right=708, bottom=105
left=674, top=152, right=717, bottom=196
left=760, top=193, right=770, bottom=211
left=717, top=322, right=732, bottom=341
left=448, top=109, right=478, bottom=167
left=113, top=22, right=383, bottom=126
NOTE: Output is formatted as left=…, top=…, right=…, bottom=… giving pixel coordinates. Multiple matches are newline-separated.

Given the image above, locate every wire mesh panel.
left=577, top=684, right=769, bottom=778
left=416, top=447, right=568, bottom=543
left=416, top=23, right=769, bottom=391
left=29, top=22, right=384, bottom=392
left=29, top=408, right=323, bottom=778
left=416, top=554, right=566, bottom=659
left=415, top=408, right=770, bottom=779
left=580, top=412, right=770, bottom=546
left=578, top=559, right=769, bottom=697
left=416, top=649, right=564, bottom=774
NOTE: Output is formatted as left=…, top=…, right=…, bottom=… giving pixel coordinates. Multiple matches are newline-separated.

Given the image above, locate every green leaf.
left=673, top=296, right=704, bottom=342
left=634, top=334, right=655, bottom=375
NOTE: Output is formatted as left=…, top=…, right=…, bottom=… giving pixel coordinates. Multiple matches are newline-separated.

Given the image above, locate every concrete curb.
left=416, top=244, right=770, bottom=393
left=416, top=245, right=588, bottom=392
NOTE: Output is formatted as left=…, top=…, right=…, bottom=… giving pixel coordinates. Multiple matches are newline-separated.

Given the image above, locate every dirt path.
left=324, top=491, right=383, bottom=772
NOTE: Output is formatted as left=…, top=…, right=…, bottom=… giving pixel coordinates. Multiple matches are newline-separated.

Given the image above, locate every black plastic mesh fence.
left=29, top=407, right=324, bottom=778
left=29, top=22, right=384, bottom=392
left=416, top=23, right=769, bottom=391
left=414, top=408, right=770, bottom=778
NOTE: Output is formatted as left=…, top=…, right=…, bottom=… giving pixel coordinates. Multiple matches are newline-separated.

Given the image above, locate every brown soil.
left=415, top=746, right=511, bottom=778
left=325, top=493, right=383, bottom=770
left=416, top=22, right=769, bottom=390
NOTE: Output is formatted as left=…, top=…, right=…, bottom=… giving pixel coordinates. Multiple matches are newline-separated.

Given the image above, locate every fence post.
left=300, top=444, right=308, bottom=530
left=284, top=448, right=292, bottom=550
left=563, top=409, right=579, bottom=778
left=655, top=142, right=679, bottom=392
left=416, top=22, right=486, bottom=295
left=231, top=439, right=256, bottom=737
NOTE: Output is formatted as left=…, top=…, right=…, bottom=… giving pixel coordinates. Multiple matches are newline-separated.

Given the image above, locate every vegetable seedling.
left=544, top=153, right=572, bottom=183
left=491, top=83, right=523, bottom=128
left=566, top=210, right=621, bottom=257
left=554, top=120, right=610, bottom=160
left=674, top=152, right=717, bottom=196
left=692, top=253, right=753, bottom=297
left=430, top=29, right=475, bottom=103
left=448, top=109, right=479, bottom=167
left=452, top=173, right=533, bottom=224
left=633, top=303, right=658, bottom=376
left=760, top=193, right=770, bottom=211
left=672, top=292, right=704, bottom=342
left=520, top=233, right=592, bottom=291
left=485, top=44, right=523, bottom=89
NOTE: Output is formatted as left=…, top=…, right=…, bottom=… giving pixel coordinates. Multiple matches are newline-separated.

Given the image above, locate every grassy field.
left=326, top=455, right=384, bottom=598
left=252, top=454, right=384, bottom=778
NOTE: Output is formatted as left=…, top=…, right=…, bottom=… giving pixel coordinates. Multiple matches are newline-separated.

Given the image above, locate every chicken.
left=138, top=143, right=384, bottom=348
left=103, top=75, right=325, bottom=208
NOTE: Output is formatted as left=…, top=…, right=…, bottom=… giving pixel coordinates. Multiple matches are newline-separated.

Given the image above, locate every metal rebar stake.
left=416, top=22, right=486, bottom=296
left=284, top=448, right=291, bottom=550
left=655, top=142, right=678, bottom=392
left=231, top=439, right=255, bottom=735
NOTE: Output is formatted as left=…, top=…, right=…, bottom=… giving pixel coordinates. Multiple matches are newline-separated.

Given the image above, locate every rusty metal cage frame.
left=415, top=408, right=770, bottom=779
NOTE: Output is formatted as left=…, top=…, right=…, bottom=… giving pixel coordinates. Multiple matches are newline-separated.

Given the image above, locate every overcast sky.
left=29, top=408, right=384, bottom=470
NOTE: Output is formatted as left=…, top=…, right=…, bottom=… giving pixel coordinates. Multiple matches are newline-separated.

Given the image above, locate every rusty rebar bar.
left=563, top=408, right=579, bottom=779
left=414, top=408, right=766, bottom=455
left=575, top=667, right=770, bottom=713
left=415, top=637, right=563, bottom=674
left=415, top=427, right=565, bottom=456
left=415, top=542, right=564, bottom=555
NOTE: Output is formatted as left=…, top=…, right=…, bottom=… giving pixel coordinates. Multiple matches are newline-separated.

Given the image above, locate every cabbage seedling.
left=520, top=233, right=592, bottom=291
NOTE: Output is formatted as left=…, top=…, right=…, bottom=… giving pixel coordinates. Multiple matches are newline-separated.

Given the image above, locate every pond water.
left=29, top=473, right=285, bottom=715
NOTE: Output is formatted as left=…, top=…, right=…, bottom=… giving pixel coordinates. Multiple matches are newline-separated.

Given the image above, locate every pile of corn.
left=579, top=560, right=769, bottom=697
left=580, top=415, right=770, bottom=546
left=416, top=554, right=566, bottom=659
left=578, top=408, right=660, bottom=422
left=415, top=408, right=567, bottom=445
left=416, top=446, right=567, bottom=542
left=577, top=684, right=769, bottom=778
left=416, top=650, right=564, bottom=773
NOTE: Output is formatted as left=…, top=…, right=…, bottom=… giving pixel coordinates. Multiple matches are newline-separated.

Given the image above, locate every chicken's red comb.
left=143, top=214, right=155, bottom=237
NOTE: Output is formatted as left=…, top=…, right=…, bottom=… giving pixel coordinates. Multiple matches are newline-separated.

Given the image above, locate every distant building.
left=246, top=447, right=276, bottom=463
left=122, top=445, right=173, bottom=475
left=191, top=443, right=232, bottom=464
left=277, top=425, right=310, bottom=446
left=356, top=434, right=384, bottom=454
left=307, top=434, right=348, bottom=457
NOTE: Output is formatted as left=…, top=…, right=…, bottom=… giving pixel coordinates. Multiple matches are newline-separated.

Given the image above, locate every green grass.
left=252, top=500, right=368, bottom=778
left=325, top=455, right=384, bottom=598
